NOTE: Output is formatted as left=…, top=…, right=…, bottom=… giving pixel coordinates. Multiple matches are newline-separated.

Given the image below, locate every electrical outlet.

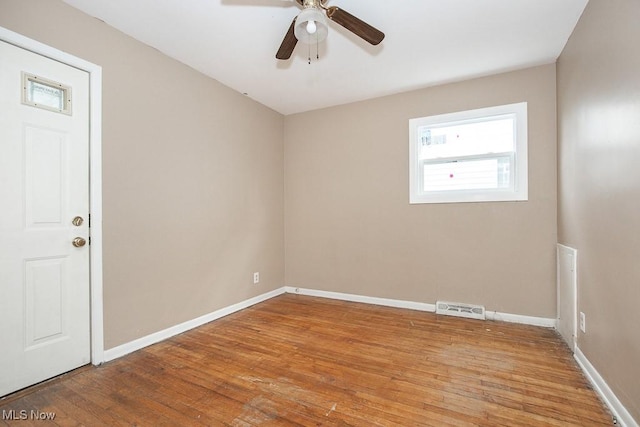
left=580, top=311, right=586, bottom=333
left=253, top=272, right=260, bottom=284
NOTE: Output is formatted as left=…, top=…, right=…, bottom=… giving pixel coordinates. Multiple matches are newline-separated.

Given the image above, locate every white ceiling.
left=61, top=0, right=588, bottom=115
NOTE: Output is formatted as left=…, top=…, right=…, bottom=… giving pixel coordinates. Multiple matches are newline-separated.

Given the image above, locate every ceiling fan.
left=276, top=0, right=385, bottom=60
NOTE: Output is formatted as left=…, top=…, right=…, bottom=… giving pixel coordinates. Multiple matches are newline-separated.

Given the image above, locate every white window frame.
left=409, top=102, right=528, bottom=204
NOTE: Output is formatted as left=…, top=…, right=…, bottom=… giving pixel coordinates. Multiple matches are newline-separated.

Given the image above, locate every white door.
left=557, top=244, right=577, bottom=351
left=0, top=40, right=91, bottom=396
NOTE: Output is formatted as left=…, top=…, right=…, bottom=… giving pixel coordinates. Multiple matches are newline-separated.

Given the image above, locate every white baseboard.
left=574, top=347, right=638, bottom=427
left=103, top=287, right=286, bottom=362
left=103, top=285, right=554, bottom=361
left=284, top=287, right=556, bottom=329
left=284, top=286, right=437, bottom=312
left=485, top=310, right=557, bottom=328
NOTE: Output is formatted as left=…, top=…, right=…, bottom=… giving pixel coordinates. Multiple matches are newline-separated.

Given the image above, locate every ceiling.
left=61, top=0, right=588, bottom=115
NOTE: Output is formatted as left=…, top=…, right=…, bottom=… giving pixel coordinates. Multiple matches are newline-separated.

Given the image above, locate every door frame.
left=0, top=26, right=105, bottom=365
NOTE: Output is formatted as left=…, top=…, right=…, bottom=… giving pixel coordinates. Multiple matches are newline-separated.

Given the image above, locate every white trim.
left=284, top=287, right=556, bottom=328
left=103, top=287, right=286, bottom=362
left=575, top=347, right=638, bottom=427
left=285, top=286, right=437, bottom=312
left=102, top=284, right=560, bottom=363
left=485, top=310, right=557, bottom=328
left=0, top=27, right=105, bottom=364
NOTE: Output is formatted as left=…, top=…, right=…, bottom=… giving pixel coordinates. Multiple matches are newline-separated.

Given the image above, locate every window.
left=22, top=72, right=72, bottom=115
left=409, top=102, right=528, bottom=204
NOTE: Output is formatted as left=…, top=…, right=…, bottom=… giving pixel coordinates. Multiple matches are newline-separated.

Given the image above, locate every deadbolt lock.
left=72, top=216, right=84, bottom=226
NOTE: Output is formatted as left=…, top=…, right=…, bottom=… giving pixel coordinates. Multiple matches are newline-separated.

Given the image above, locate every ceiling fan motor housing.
left=295, top=0, right=328, bottom=6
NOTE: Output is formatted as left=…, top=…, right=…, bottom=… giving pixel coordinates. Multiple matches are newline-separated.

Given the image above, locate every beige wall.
left=557, top=0, right=640, bottom=421
left=0, top=0, right=285, bottom=349
left=285, top=64, right=558, bottom=318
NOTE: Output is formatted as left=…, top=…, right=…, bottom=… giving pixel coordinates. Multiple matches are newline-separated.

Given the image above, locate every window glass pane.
left=423, top=157, right=511, bottom=192
left=419, top=116, right=514, bottom=160
left=27, top=80, right=65, bottom=110
left=22, top=72, right=72, bottom=115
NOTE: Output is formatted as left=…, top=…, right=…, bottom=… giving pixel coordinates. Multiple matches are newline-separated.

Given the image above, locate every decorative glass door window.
left=22, top=72, right=72, bottom=115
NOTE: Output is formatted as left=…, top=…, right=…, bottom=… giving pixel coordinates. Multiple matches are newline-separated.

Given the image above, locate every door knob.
left=72, top=237, right=86, bottom=248
left=72, top=216, right=84, bottom=226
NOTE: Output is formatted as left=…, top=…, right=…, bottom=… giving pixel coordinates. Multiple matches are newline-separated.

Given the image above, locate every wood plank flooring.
left=0, top=294, right=612, bottom=426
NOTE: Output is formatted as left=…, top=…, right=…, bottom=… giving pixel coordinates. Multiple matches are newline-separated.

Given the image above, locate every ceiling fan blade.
left=276, top=18, right=298, bottom=60
left=326, top=6, right=385, bottom=46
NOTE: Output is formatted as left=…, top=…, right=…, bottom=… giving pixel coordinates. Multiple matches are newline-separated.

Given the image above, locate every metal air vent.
left=436, top=301, right=485, bottom=320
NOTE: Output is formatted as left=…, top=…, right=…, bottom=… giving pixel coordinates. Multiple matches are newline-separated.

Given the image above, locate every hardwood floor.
left=0, top=294, right=612, bottom=426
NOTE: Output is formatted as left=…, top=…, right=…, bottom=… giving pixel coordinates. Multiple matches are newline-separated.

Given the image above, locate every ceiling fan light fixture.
left=294, top=7, right=328, bottom=44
